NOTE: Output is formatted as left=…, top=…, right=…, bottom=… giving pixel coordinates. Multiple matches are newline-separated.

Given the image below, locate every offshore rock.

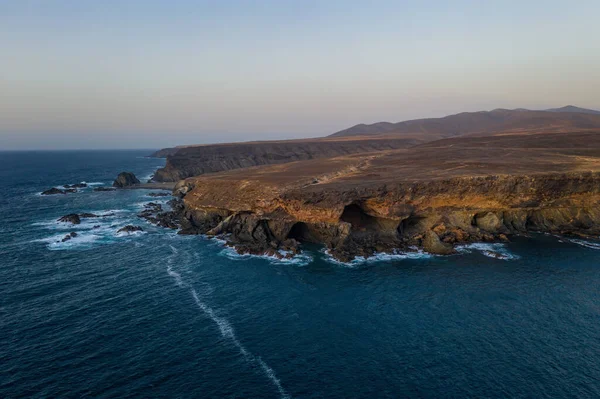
left=117, top=225, right=144, bottom=234
left=41, top=188, right=66, bottom=195
left=113, top=172, right=140, bottom=188
left=58, top=214, right=81, bottom=225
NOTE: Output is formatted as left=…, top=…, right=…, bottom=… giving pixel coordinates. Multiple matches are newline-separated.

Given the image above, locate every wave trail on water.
left=567, top=238, right=600, bottom=250
left=166, top=246, right=290, bottom=399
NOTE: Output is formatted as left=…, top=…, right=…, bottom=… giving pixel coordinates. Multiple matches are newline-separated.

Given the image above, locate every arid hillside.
left=329, top=108, right=600, bottom=138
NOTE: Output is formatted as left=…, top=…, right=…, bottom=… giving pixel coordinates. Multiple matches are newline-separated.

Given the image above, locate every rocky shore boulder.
left=422, top=230, right=456, bottom=255
left=113, top=172, right=140, bottom=188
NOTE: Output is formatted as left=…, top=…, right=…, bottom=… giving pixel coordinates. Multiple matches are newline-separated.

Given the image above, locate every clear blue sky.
left=1, top=0, right=599, bottom=150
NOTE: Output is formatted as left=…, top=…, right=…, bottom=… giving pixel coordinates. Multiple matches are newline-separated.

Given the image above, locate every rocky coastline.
left=168, top=170, right=600, bottom=262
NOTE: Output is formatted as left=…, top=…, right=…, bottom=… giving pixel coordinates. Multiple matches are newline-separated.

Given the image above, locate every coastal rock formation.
left=64, top=183, right=87, bottom=189
left=61, top=232, right=78, bottom=242
left=117, top=225, right=144, bottom=234
left=113, top=172, right=140, bottom=188
left=137, top=200, right=182, bottom=229
left=41, top=188, right=66, bottom=195
left=152, top=137, right=425, bottom=182
left=94, top=187, right=116, bottom=192
left=58, top=214, right=81, bottom=224
left=171, top=131, right=600, bottom=261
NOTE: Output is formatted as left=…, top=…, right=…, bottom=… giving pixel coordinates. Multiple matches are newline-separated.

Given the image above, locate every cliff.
left=152, top=136, right=426, bottom=182
left=148, top=147, right=180, bottom=158
left=172, top=131, right=600, bottom=261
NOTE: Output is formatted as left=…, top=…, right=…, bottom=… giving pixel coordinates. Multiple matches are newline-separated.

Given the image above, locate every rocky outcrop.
left=117, top=225, right=144, bottom=234
left=137, top=200, right=182, bottom=229
left=152, top=137, right=423, bottom=182
left=41, top=188, right=67, bottom=195
left=61, top=232, right=78, bottom=242
left=58, top=214, right=81, bottom=224
left=94, top=187, right=116, bottom=192
left=113, top=172, right=140, bottom=188
left=64, top=183, right=87, bottom=189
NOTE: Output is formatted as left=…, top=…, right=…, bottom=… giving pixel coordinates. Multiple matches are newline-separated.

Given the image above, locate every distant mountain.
left=329, top=107, right=600, bottom=138
left=545, top=105, right=600, bottom=115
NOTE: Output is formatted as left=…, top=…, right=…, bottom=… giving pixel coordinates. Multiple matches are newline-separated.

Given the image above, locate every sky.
left=1, top=0, right=600, bottom=150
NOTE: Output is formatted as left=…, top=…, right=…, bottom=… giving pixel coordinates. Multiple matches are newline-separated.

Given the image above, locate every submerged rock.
left=58, top=214, right=81, bottom=225
left=79, top=213, right=99, bottom=218
left=93, top=187, right=116, bottom=192
left=61, top=232, right=78, bottom=242
left=113, top=172, right=140, bottom=188
left=64, top=183, right=87, bottom=189
left=147, top=192, right=170, bottom=197
left=41, top=188, right=66, bottom=195
left=117, top=225, right=144, bottom=234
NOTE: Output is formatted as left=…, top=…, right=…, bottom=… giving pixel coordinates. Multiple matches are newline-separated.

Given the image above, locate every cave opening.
left=340, top=204, right=382, bottom=231
left=287, top=222, right=314, bottom=243
left=398, top=215, right=426, bottom=236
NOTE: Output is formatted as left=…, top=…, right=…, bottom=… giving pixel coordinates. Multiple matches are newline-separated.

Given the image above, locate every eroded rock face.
left=173, top=171, right=600, bottom=261
left=113, top=172, right=140, bottom=188
left=422, top=231, right=455, bottom=255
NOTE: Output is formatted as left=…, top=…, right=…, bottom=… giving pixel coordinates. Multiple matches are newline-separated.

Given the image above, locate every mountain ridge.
left=329, top=106, right=600, bottom=138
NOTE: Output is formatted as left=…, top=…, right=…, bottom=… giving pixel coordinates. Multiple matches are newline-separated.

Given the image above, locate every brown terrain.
left=151, top=136, right=429, bottom=181
left=151, top=107, right=600, bottom=261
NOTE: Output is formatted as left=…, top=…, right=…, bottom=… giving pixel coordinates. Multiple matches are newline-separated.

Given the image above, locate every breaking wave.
left=456, top=243, right=520, bottom=260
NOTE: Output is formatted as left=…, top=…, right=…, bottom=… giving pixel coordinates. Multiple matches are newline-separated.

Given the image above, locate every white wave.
left=37, top=232, right=102, bottom=250
left=166, top=246, right=289, bottom=398
left=322, top=248, right=433, bottom=267
left=218, top=246, right=313, bottom=266
left=567, top=238, right=600, bottom=250
left=84, top=182, right=105, bottom=186
left=114, top=229, right=146, bottom=238
left=455, top=243, right=520, bottom=260
left=190, top=289, right=289, bottom=398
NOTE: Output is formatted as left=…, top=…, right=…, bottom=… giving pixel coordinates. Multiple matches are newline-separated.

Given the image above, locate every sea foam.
left=456, top=242, right=520, bottom=260
left=322, top=248, right=433, bottom=267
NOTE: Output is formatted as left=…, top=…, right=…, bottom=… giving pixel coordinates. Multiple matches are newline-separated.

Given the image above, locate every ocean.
left=1, top=150, right=600, bottom=398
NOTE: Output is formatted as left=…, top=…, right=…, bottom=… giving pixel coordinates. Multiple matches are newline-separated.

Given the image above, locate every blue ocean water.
left=2, top=150, right=600, bottom=398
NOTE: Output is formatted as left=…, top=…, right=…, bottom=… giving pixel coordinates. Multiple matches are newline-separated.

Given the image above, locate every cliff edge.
left=172, top=131, right=600, bottom=261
